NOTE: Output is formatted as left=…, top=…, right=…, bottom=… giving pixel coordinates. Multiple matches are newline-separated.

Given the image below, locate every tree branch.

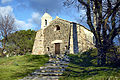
left=78, top=0, right=88, bottom=7
left=107, top=0, right=112, bottom=9
left=104, top=1, right=120, bottom=22
left=109, top=26, right=120, bottom=41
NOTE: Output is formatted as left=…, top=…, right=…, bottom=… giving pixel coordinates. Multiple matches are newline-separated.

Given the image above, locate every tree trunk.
left=97, top=46, right=107, bottom=66
left=1, top=49, right=5, bottom=57
left=1, top=39, right=6, bottom=57
left=101, top=49, right=106, bottom=66
left=97, top=48, right=101, bottom=66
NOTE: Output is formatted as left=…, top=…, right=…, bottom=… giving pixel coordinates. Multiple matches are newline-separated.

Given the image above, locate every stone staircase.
left=20, top=54, right=69, bottom=80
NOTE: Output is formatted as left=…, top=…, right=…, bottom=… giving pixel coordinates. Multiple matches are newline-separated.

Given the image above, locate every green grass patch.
left=0, top=55, right=49, bottom=80
left=60, top=49, right=120, bottom=80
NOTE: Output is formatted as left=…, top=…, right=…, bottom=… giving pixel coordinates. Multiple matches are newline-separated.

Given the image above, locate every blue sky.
left=0, top=0, right=87, bottom=30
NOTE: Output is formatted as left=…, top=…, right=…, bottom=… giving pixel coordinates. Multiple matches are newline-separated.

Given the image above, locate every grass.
left=60, top=49, right=120, bottom=80
left=1, top=49, right=120, bottom=80
left=0, top=54, right=49, bottom=80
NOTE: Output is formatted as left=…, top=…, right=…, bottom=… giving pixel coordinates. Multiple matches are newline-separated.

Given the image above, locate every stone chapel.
left=32, top=13, right=95, bottom=55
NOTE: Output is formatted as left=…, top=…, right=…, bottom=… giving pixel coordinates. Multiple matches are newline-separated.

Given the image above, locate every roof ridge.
left=56, top=18, right=91, bottom=32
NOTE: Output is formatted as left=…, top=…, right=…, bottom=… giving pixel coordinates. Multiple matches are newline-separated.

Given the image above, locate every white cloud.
left=1, top=0, right=12, bottom=4
left=28, top=12, right=41, bottom=26
left=15, top=19, right=34, bottom=30
left=0, top=6, right=13, bottom=16
left=0, top=6, right=35, bottom=30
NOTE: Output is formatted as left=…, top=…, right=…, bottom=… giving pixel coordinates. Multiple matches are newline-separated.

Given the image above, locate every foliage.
left=0, top=55, right=49, bottom=80
left=5, top=29, right=36, bottom=56
left=0, top=14, right=16, bottom=56
left=60, top=49, right=120, bottom=80
left=106, top=46, right=120, bottom=66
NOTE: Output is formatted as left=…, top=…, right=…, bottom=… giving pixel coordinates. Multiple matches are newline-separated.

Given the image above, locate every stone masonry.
left=32, top=13, right=95, bottom=55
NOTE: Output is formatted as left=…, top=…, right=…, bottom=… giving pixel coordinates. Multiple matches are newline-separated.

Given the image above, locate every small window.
left=45, top=19, right=47, bottom=26
left=47, top=47, right=49, bottom=51
left=56, top=25, right=60, bottom=30
left=54, top=25, right=60, bottom=31
left=65, top=45, right=68, bottom=50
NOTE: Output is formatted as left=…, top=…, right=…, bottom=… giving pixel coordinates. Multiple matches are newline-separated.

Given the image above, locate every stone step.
left=62, top=58, right=70, bottom=61
left=35, top=68, right=65, bottom=72
left=33, top=76, right=60, bottom=80
left=20, top=54, right=69, bottom=80
left=19, top=76, right=60, bottom=80
left=44, top=64, right=67, bottom=67
left=48, top=60, right=69, bottom=63
left=45, top=62, right=69, bottom=65
left=40, top=65, right=68, bottom=70
left=44, top=68, right=65, bottom=71
left=40, top=76, right=60, bottom=79
left=33, top=72, right=63, bottom=76
left=46, top=65, right=68, bottom=68
left=50, top=57, right=70, bottom=61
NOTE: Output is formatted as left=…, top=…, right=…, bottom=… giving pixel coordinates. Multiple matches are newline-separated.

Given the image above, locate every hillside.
left=0, top=55, right=49, bottom=80
left=60, top=49, right=120, bottom=80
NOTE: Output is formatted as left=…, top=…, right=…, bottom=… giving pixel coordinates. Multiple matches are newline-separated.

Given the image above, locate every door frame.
left=55, top=43, right=60, bottom=54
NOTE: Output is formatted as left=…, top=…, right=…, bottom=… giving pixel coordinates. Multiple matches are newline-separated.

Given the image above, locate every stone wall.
left=77, top=25, right=95, bottom=53
left=69, top=23, right=73, bottom=54
left=32, top=17, right=95, bottom=55
left=32, top=29, right=44, bottom=55
left=43, top=19, right=71, bottom=54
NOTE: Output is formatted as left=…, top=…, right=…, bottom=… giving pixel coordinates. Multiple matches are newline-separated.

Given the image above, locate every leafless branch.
left=0, top=14, right=16, bottom=56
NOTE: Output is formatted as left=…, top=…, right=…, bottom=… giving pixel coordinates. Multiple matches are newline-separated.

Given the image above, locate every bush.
left=5, top=29, right=36, bottom=56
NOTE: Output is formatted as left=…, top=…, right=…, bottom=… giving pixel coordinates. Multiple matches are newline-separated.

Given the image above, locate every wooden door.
left=55, top=43, right=60, bottom=54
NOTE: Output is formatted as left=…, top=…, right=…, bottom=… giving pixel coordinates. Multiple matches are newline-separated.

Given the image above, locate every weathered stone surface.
left=32, top=13, right=95, bottom=55
left=32, top=29, right=44, bottom=55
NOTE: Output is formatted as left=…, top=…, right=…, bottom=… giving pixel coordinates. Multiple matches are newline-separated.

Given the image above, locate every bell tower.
left=41, top=13, right=52, bottom=29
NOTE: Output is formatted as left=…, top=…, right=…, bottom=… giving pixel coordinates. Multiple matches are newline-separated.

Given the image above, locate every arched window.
left=47, top=47, right=49, bottom=51
left=45, top=19, right=47, bottom=26
left=54, top=25, right=60, bottom=31
left=56, top=25, right=60, bottom=30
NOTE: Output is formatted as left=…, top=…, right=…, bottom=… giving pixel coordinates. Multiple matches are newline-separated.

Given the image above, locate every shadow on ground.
left=69, top=49, right=97, bottom=67
left=60, top=49, right=120, bottom=80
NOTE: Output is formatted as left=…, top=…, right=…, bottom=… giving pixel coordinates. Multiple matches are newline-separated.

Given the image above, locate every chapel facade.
left=32, top=13, right=95, bottom=55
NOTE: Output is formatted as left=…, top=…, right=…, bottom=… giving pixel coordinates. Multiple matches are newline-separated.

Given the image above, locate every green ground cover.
left=60, top=49, right=120, bottom=80
left=0, top=49, right=120, bottom=80
left=0, top=55, right=49, bottom=80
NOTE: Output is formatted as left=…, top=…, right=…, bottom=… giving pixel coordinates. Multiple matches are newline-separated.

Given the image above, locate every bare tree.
left=64, top=0, right=120, bottom=66
left=0, top=14, right=16, bottom=57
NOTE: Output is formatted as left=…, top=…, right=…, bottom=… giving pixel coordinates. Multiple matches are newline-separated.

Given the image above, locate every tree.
left=5, top=29, right=36, bottom=56
left=64, top=0, right=120, bottom=66
left=0, top=14, right=16, bottom=57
